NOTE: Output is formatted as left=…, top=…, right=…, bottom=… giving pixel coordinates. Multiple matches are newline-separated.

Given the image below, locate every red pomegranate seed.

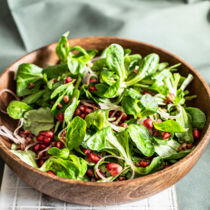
left=88, top=153, right=100, bottom=163
left=156, top=119, right=162, bottom=123
left=86, top=169, right=94, bottom=177
left=56, top=141, right=64, bottom=149
left=82, top=148, right=91, bottom=155
left=80, top=113, right=85, bottom=119
left=37, top=135, right=44, bottom=142
left=53, top=78, right=58, bottom=83
left=140, top=160, right=149, bottom=168
left=107, top=162, right=122, bottom=176
left=43, top=137, right=51, bottom=145
left=142, top=91, right=150, bottom=95
left=143, top=119, right=153, bottom=129
left=164, top=162, right=169, bottom=169
left=166, top=93, right=175, bottom=103
left=153, top=130, right=160, bottom=137
left=38, top=159, right=44, bottom=167
left=40, top=144, right=47, bottom=150
left=84, top=108, right=92, bottom=114
left=121, top=113, right=127, bottom=121
left=193, top=128, right=200, bottom=139
left=118, top=176, right=126, bottom=181
left=57, top=103, right=63, bottom=109
left=162, top=132, right=171, bottom=139
left=44, top=131, right=54, bottom=138
left=90, top=78, right=97, bottom=83
left=63, top=95, right=69, bottom=103
left=65, top=77, right=72, bottom=84
left=89, top=86, right=96, bottom=91
left=121, top=123, right=128, bottom=128
left=75, top=108, right=81, bottom=116
left=28, top=83, right=35, bottom=89
left=56, top=113, right=64, bottom=122
left=134, top=69, right=139, bottom=74
left=47, top=170, right=55, bottom=175
left=79, top=105, right=85, bottom=112
left=109, top=111, right=114, bottom=117
left=96, top=170, right=105, bottom=179
left=33, top=144, right=40, bottom=152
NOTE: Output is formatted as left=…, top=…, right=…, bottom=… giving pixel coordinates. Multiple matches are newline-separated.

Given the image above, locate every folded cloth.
left=0, top=166, right=178, bottom=210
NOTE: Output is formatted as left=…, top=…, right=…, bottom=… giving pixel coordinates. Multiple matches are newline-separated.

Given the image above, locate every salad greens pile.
left=0, top=32, right=206, bottom=182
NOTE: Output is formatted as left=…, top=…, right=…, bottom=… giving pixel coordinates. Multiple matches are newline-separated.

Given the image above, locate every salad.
left=0, top=32, right=206, bottom=182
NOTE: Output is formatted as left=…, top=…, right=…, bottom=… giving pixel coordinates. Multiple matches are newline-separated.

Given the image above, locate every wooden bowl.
left=0, top=37, right=209, bottom=206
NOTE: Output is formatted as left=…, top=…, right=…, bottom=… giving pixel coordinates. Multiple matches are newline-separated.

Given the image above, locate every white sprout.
left=0, top=119, right=25, bottom=144
left=25, top=142, right=37, bottom=151
left=36, top=145, right=52, bottom=160
left=82, top=67, right=98, bottom=85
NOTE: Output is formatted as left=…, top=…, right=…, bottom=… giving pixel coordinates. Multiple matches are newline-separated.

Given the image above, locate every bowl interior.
left=0, top=37, right=209, bottom=149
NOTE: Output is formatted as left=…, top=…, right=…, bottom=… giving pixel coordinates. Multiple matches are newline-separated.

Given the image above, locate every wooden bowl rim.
left=0, top=36, right=209, bottom=187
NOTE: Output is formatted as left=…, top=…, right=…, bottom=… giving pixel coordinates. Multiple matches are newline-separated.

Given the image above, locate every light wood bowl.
left=0, top=37, right=209, bottom=206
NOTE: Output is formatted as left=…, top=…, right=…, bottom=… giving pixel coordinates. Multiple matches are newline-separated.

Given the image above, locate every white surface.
left=0, top=166, right=178, bottom=210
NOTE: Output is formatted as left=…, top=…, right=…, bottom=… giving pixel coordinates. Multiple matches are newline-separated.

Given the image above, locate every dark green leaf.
left=23, top=107, right=54, bottom=136
left=7, top=101, right=32, bottom=119
left=16, top=63, right=43, bottom=97
left=85, top=109, right=109, bottom=130
left=153, top=120, right=186, bottom=133
left=66, top=116, right=86, bottom=150
left=48, top=147, right=69, bottom=159
left=185, top=107, right=206, bottom=129
left=127, top=124, right=154, bottom=156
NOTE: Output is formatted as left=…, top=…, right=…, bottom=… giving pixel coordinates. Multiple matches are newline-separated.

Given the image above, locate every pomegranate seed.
left=57, top=103, right=63, bottom=109
left=140, top=160, right=149, bottom=168
left=162, top=132, right=170, bottom=139
left=121, top=123, right=128, bottom=128
left=63, top=95, right=69, bottom=103
left=118, top=176, right=126, bottom=181
left=40, top=144, right=47, bottom=150
left=44, top=131, right=54, bottom=138
left=90, top=78, right=97, bottom=83
left=51, top=141, right=56, bottom=147
left=142, top=91, right=150, bottom=95
left=89, top=86, right=96, bottom=91
left=187, top=143, right=193, bottom=149
left=84, top=108, right=92, bottom=114
left=79, top=105, right=85, bottom=112
left=75, top=108, right=81, bottom=116
left=164, top=162, right=169, bottom=169
left=53, top=78, right=58, bottom=83
left=109, top=111, right=114, bottom=117
left=65, top=77, right=72, bottom=83
left=156, top=119, right=162, bottom=123
left=107, top=162, right=122, bottom=176
left=56, top=113, right=64, bottom=122
left=43, top=137, right=51, bottom=145
left=134, top=69, right=139, bottom=74
left=38, top=159, right=44, bottom=167
left=86, top=169, right=94, bottom=177
left=193, top=128, right=199, bottom=139
left=82, top=148, right=91, bottom=155
left=121, top=113, right=127, bottom=121
left=153, top=130, right=160, bottom=137
left=80, top=113, right=85, bottom=119
left=56, top=141, right=64, bottom=149
left=37, top=135, right=44, bottom=142
left=28, top=83, right=35, bottom=89
left=33, top=144, right=40, bottom=152
left=88, top=153, right=100, bottom=163
left=166, top=93, right=175, bottom=103
left=143, top=119, right=153, bottom=129
left=96, top=170, right=105, bottom=179
left=47, top=170, right=55, bottom=175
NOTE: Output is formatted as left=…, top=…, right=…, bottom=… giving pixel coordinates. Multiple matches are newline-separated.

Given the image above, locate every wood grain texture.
left=0, top=37, right=209, bottom=206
